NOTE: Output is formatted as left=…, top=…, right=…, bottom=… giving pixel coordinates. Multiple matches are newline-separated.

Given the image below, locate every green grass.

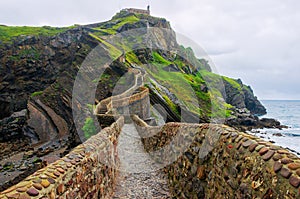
left=222, top=76, right=242, bottom=91
left=144, top=52, right=235, bottom=119
left=112, top=15, right=140, bottom=30
left=82, top=117, right=97, bottom=139
left=152, top=52, right=172, bottom=65
left=146, top=59, right=200, bottom=115
left=125, top=51, right=141, bottom=65
left=92, top=15, right=140, bottom=36
left=162, top=94, right=180, bottom=115
left=0, top=25, right=72, bottom=43
left=87, top=104, right=96, bottom=113
left=9, top=47, right=41, bottom=61
left=89, top=33, right=122, bottom=59
left=92, top=27, right=117, bottom=35
left=31, top=91, right=43, bottom=97
left=92, top=73, right=111, bottom=83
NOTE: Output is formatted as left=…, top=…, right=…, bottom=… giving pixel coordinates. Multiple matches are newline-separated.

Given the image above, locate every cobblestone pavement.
left=112, top=124, right=171, bottom=199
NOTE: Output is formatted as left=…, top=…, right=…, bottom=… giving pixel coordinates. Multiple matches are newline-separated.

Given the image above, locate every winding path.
left=94, top=66, right=171, bottom=198
left=112, top=124, right=171, bottom=198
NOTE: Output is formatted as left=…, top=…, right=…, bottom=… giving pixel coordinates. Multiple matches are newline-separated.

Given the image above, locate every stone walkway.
left=112, top=124, right=171, bottom=198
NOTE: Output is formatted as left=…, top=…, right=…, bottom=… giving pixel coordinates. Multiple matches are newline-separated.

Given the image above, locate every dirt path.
left=112, top=124, right=171, bottom=198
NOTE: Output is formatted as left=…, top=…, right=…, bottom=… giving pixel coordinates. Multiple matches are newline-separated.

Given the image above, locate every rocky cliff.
left=0, top=9, right=271, bottom=189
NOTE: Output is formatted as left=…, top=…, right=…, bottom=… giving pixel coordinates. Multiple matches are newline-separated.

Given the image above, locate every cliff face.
left=0, top=9, right=268, bottom=188
left=0, top=10, right=267, bottom=140
left=223, top=78, right=266, bottom=116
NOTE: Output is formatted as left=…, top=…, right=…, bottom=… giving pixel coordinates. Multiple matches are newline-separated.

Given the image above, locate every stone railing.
left=108, top=87, right=149, bottom=109
left=132, top=115, right=300, bottom=198
left=108, top=87, right=150, bottom=120
left=94, top=69, right=142, bottom=115
left=0, top=117, right=124, bottom=199
left=95, top=68, right=150, bottom=120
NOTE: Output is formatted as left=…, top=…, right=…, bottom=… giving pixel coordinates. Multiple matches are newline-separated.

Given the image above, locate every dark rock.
left=288, top=163, right=300, bottom=170
left=184, top=152, right=194, bottom=163
left=249, top=143, right=258, bottom=152
left=273, top=153, right=283, bottom=161
left=262, top=188, right=273, bottom=199
left=262, top=150, right=275, bottom=161
left=163, top=64, right=180, bottom=72
left=289, top=175, right=300, bottom=188
left=26, top=188, right=39, bottom=196
left=259, top=148, right=269, bottom=156
left=281, top=158, right=293, bottom=164
left=280, top=168, right=292, bottom=179
left=241, top=117, right=257, bottom=126
left=273, top=162, right=282, bottom=172
left=242, top=140, right=254, bottom=148
left=259, top=118, right=281, bottom=128
left=0, top=109, right=28, bottom=141
left=222, top=78, right=266, bottom=116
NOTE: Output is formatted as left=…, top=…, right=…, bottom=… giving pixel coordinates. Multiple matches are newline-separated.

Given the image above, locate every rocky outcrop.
left=223, top=78, right=266, bottom=116
left=0, top=110, right=28, bottom=142
left=226, top=107, right=287, bottom=131
left=0, top=9, right=272, bottom=191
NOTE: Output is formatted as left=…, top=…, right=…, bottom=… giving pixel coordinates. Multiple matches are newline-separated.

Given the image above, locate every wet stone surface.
left=113, top=124, right=171, bottom=198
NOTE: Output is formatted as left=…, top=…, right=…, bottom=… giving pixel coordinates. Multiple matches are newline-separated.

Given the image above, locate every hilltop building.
left=123, top=6, right=150, bottom=15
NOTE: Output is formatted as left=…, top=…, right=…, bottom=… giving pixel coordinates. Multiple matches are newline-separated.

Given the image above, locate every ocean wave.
left=258, top=128, right=300, bottom=137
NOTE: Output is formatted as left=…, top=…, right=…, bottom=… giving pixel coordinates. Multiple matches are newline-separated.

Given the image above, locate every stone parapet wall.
left=94, top=70, right=142, bottom=115
left=134, top=115, right=300, bottom=198
left=0, top=117, right=124, bottom=199
left=110, top=87, right=149, bottom=108
left=113, top=87, right=150, bottom=119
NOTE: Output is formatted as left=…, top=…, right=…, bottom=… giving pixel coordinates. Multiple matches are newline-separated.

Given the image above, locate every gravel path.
left=112, top=124, right=171, bottom=199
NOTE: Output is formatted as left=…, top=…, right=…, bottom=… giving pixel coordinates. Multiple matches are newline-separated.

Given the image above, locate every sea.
left=249, top=100, right=300, bottom=155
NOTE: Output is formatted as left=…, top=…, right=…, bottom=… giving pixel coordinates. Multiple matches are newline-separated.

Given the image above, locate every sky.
left=0, top=0, right=299, bottom=100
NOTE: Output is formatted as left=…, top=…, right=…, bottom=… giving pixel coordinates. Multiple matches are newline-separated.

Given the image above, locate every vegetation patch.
left=31, top=91, right=43, bottom=97
left=82, top=117, right=97, bottom=139
left=222, top=76, right=242, bottom=91
left=92, top=27, right=117, bottom=35
left=112, top=15, right=140, bottom=30
left=89, top=33, right=122, bottom=59
left=0, top=25, right=72, bottom=44
left=144, top=51, right=235, bottom=119
left=152, top=52, right=172, bottom=65
left=8, top=47, right=41, bottom=61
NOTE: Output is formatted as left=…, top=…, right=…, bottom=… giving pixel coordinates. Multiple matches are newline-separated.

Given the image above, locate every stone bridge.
left=1, top=69, right=300, bottom=198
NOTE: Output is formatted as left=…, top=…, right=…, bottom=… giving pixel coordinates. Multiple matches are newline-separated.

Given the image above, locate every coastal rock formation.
left=223, top=78, right=266, bottom=116
left=0, top=9, right=274, bottom=191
